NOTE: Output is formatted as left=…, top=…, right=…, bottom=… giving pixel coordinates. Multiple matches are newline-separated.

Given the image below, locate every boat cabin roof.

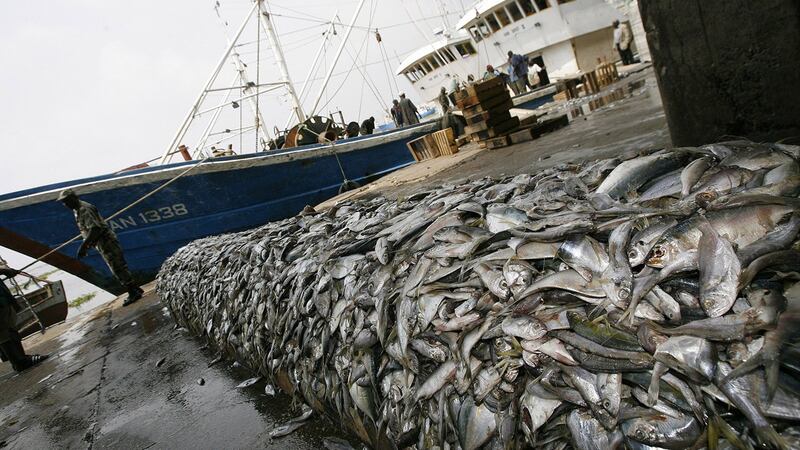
left=395, top=31, right=472, bottom=75
left=456, top=0, right=564, bottom=30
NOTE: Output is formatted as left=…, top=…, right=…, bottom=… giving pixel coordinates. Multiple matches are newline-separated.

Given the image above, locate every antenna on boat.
left=308, top=0, right=368, bottom=117
left=256, top=1, right=306, bottom=124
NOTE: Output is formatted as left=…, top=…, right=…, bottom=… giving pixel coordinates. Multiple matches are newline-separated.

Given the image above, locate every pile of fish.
left=158, top=140, right=800, bottom=449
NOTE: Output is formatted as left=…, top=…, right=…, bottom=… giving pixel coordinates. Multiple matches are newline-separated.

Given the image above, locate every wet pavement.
left=0, top=286, right=355, bottom=449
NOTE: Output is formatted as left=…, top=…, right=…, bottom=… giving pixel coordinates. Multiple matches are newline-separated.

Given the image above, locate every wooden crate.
left=456, top=84, right=510, bottom=109
left=484, top=135, right=510, bottom=149
left=517, top=114, right=540, bottom=129
left=406, top=134, right=440, bottom=161
left=464, top=107, right=512, bottom=126
left=470, top=116, right=520, bottom=140
left=432, top=128, right=459, bottom=156
left=509, top=128, right=535, bottom=144
left=530, top=115, right=569, bottom=138
left=454, top=76, right=505, bottom=101
left=462, top=97, right=513, bottom=117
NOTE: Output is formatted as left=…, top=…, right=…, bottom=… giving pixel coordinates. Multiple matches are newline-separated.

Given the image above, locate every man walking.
left=613, top=20, right=634, bottom=65
left=57, top=190, right=143, bottom=306
left=507, top=51, right=529, bottom=95
left=0, top=265, right=48, bottom=372
left=398, top=92, right=420, bottom=125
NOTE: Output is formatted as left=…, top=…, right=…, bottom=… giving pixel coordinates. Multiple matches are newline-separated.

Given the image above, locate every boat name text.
left=108, top=204, right=188, bottom=230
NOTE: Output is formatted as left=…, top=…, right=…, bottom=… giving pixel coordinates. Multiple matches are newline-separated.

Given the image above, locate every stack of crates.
left=455, top=77, right=520, bottom=149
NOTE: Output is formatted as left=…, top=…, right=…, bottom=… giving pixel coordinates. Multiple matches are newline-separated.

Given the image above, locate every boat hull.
left=0, top=123, right=437, bottom=293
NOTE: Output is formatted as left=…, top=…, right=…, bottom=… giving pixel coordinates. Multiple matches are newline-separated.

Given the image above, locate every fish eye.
left=618, top=287, right=631, bottom=299
left=651, top=247, right=665, bottom=258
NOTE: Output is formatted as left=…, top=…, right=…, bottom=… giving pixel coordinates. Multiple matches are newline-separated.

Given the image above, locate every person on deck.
left=398, top=92, right=420, bottom=125
left=438, top=87, right=452, bottom=114
left=507, top=51, right=529, bottom=95
left=0, top=265, right=48, bottom=372
left=359, top=117, right=375, bottom=135
left=527, top=60, right=543, bottom=89
left=390, top=99, right=404, bottom=127
left=613, top=20, right=634, bottom=65
left=57, top=190, right=143, bottom=306
left=482, top=65, right=500, bottom=80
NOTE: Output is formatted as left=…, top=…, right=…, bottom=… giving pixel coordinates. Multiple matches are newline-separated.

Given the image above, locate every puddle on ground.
left=534, top=77, right=656, bottom=122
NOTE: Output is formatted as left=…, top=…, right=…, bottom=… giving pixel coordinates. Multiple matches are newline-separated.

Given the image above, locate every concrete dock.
left=1, top=67, right=668, bottom=450
left=0, top=286, right=354, bottom=449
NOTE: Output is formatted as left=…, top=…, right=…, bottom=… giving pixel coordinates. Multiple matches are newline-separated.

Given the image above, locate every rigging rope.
left=255, top=2, right=262, bottom=151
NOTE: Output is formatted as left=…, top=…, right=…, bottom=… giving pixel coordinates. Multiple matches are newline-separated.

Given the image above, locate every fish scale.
left=158, top=141, right=800, bottom=449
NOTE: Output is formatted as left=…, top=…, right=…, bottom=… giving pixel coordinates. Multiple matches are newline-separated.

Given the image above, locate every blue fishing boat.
left=0, top=0, right=444, bottom=294
left=0, top=121, right=437, bottom=294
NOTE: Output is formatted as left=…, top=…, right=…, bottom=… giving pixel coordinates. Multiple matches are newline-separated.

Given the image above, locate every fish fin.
left=712, top=415, right=751, bottom=450
left=754, top=424, right=788, bottom=450
left=646, top=362, right=668, bottom=407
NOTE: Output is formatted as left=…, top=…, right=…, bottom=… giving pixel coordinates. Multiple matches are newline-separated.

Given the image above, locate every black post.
left=639, top=0, right=800, bottom=146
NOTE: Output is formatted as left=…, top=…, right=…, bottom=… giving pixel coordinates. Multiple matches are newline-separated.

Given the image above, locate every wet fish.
left=156, top=139, right=800, bottom=450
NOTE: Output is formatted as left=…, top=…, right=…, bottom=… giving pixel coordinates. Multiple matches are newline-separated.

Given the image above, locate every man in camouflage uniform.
left=0, top=264, right=48, bottom=372
left=57, top=189, right=143, bottom=306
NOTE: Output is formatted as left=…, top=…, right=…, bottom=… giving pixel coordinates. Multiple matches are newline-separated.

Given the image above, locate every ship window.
left=557, top=0, right=575, bottom=3
left=469, top=26, right=483, bottom=42
left=478, top=21, right=492, bottom=36
left=416, top=64, right=427, bottom=76
left=534, top=0, right=550, bottom=10
left=421, top=60, right=433, bottom=72
left=507, top=3, right=524, bottom=21
left=495, top=8, right=511, bottom=27
left=404, top=72, right=415, bottom=83
left=428, top=56, right=440, bottom=69
left=519, top=0, right=536, bottom=15
left=455, top=42, right=477, bottom=57
left=485, top=13, right=501, bottom=32
left=441, top=47, right=457, bottom=63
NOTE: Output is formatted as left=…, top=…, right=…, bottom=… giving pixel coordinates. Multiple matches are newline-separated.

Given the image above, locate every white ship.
left=397, top=0, right=624, bottom=104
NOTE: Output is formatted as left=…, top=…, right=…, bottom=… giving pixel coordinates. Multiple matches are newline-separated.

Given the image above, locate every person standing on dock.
left=57, top=190, right=144, bottom=306
left=613, top=20, right=634, bottom=65
left=438, top=87, right=452, bottom=114
left=398, top=92, right=420, bottom=125
left=0, top=265, right=48, bottom=372
left=507, top=51, right=529, bottom=95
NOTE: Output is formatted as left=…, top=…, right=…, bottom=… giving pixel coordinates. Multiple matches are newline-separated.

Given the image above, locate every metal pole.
left=159, top=1, right=259, bottom=164
left=256, top=0, right=306, bottom=124
left=308, top=0, right=367, bottom=117
left=283, top=12, right=338, bottom=129
left=230, top=50, right=272, bottom=145
left=194, top=74, right=239, bottom=158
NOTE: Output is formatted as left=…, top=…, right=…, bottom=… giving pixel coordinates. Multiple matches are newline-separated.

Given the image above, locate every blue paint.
left=513, top=93, right=555, bottom=110
left=0, top=123, right=436, bottom=293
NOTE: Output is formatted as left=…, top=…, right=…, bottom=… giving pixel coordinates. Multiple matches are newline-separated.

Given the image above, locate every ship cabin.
left=395, top=31, right=480, bottom=104
left=456, top=0, right=623, bottom=81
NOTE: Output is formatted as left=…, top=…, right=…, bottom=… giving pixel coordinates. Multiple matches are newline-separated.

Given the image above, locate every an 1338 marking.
left=108, top=204, right=188, bottom=231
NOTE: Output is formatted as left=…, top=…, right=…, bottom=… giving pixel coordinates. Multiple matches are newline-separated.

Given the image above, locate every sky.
left=0, top=0, right=472, bottom=194
left=0, top=0, right=473, bottom=287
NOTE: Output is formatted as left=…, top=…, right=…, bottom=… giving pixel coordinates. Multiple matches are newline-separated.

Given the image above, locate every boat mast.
left=308, top=0, right=367, bottom=117
left=159, top=0, right=259, bottom=164
left=256, top=0, right=306, bottom=124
